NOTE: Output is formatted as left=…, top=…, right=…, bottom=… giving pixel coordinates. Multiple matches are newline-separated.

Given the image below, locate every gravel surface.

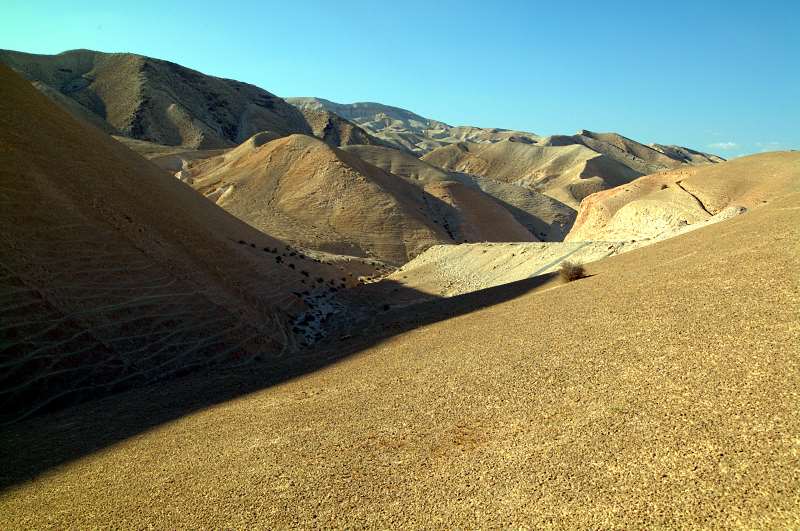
left=2, top=191, right=798, bottom=528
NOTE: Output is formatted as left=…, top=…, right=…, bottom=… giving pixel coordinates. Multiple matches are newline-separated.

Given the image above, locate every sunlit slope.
left=2, top=185, right=797, bottom=527
left=287, top=96, right=541, bottom=154
left=422, top=140, right=642, bottom=208
left=385, top=152, right=798, bottom=298
left=0, top=49, right=311, bottom=148
left=0, top=64, right=346, bottom=422
left=183, top=134, right=543, bottom=264
left=424, top=131, right=724, bottom=209
left=343, top=144, right=575, bottom=240
left=567, top=152, right=800, bottom=241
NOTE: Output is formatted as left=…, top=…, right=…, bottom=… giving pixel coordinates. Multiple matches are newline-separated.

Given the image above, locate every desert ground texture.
left=0, top=47, right=798, bottom=529
left=2, top=185, right=798, bottom=528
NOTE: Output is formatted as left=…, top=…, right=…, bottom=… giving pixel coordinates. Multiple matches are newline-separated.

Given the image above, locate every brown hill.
left=540, top=130, right=723, bottom=173
left=422, top=140, right=642, bottom=208
left=0, top=63, right=352, bottom=423
left=423, top=130, right=725, bottom=210
left=566, top=152, right=800, bottom=242
left=650, top=143, right=726, bottom=164
left=343, top=144, right=576, bottom=240
left=0, top=49, right=311, bottom=148
left=3, top=168, right=797, bottom=527
left=183, top=134, right=541, bottom=264
left=294, top=106, right=390, bottom=148
left=287, top=97, right=540, bottom=154
left=370, top=152, right=798, bottom=300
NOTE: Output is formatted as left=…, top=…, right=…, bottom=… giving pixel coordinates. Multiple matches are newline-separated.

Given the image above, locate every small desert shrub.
left=559, top=261, right=586, bottom=282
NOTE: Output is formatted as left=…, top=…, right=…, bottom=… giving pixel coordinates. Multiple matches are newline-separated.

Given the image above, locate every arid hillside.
left=2, top=166, right=797, bottom=528
left=180, top=133, right=545, bottom=264
left=0, top=49, right=312, bottom=148
left=0, top=64, right=355, bottom=423
left=287, top=97, right=541, bottom=154
left=365, top=152, right=798, bottom=299
left=293, top=106, right=390, bottom=148
left=540, top=130, right=724, bottom=173
left=567, top=151, right=800, bottom=242
left=422, top=139, right=640, bottom=208
left=342, top=144, right=576, bottom=240
left=422, top=131, right=723, bottom=209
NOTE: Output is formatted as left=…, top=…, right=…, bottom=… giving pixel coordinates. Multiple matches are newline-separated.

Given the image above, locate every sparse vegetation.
left=559, top=261, right=586, bottom=282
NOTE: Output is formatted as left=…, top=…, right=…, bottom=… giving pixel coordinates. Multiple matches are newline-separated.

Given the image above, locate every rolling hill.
left=422, top=139, right=641, bottom=208
left=2, top=156, right=797, bottom=527
left=287, top=97, right=541, bottom=155
left=342, top=144, right=576, bottom=240
left=180, top=133, right=541, bottom=265
left=0, top=49, right=312, bottom=148
left=566, top=151, right=800, bottom=242
left=292, top=106, right=390, bottom=148
left=422, top=131, right=723, bottom=209
left=365, top=152, right=799, bottom=299
left=0, top=63, right=357, bottom=423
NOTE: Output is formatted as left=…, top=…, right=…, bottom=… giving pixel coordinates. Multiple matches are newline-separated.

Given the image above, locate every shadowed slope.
left=0, top=64, right=348, bottom=423
left=1, top=183, right=797, bottom=527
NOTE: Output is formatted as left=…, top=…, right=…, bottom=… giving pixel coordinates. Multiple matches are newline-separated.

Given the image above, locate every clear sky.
left=2, top=0, right=798, bottom=157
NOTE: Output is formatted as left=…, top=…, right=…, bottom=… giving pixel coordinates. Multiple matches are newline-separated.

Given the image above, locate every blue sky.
left=2, top=0, right=798, bottom=157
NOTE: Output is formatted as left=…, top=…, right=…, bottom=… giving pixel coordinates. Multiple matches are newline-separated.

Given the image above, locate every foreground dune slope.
left=0, top=64, right=349, bottom=423
left=2, top=183, right=798, bottom=526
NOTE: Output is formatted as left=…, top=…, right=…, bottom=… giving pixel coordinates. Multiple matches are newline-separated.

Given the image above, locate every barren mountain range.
left=0, top=49, right=726, bottom=260
left=1, top=47, right=798, bottom=528
left=287, top=96, right=542, bottom=155
left=0, top=49, right=311, bottom=148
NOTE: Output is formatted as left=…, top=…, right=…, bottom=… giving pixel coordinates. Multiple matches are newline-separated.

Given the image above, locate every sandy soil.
left=1, top=185, right=797, bottom=528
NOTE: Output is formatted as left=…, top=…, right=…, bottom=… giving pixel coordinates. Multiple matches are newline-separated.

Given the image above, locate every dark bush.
left=559, top=261, right=586, bottom=282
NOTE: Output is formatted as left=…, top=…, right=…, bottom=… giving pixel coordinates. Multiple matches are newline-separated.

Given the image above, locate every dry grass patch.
left=559, top=261, right=586, bottom=282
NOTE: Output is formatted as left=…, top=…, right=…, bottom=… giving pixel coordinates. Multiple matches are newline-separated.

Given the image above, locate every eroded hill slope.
left=182, top=134, right=544, bottom=264
left=566, top=152, right=800, bottom=242
left=0, top=49, right=312, bottom=148
left=0, top=64, right=349, bottom=423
